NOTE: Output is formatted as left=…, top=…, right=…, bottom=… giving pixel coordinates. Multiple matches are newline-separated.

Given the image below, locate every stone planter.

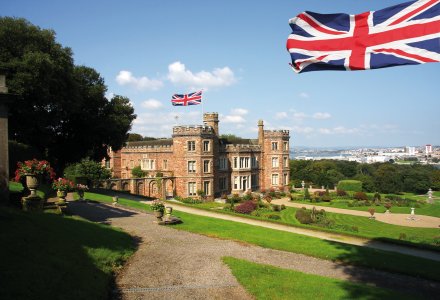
left=57, top=190, right=67, bottom=201
left=154, top=210, right=164, bottom=221
left=25, top=174, right=40, bottom=197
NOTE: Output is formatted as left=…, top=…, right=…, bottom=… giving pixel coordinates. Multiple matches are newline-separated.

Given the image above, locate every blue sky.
left=3, top=0, right=439, bottom=147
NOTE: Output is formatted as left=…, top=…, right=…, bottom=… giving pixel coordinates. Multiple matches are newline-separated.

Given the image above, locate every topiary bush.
left=337, top=180, right=362, bottom=192
left=234, top=200, right=257, bottom=214
left=265, top=214, right=281, bottom=220
left=295, top=208, right=313, bottom=224
left=336, top=189, right=347, bottom=197
left=353, top=191, right=368, bottom=200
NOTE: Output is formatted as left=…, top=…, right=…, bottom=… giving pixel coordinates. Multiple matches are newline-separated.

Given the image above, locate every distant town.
left=293, top=144, right=440, bottom=165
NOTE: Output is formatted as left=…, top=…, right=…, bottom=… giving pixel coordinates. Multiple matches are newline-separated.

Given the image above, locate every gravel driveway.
left=69, top=202, right=440, bottom=299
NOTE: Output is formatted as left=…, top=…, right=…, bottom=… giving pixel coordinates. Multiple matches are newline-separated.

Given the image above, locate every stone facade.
left=106, top=113, right=290, bottom=200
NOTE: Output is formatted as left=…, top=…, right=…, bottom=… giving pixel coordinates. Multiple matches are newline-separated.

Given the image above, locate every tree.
left=0, top=17, right=136, bottom=171
left=374, top=164, right=402, bottom=194
left=131, top=165, right=146, bottom=178
left=127, top=133, right=144, bottom=142
left=63, top=159, right=111, bottom=186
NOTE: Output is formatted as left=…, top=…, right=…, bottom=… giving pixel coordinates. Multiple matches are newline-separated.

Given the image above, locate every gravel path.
left=69, top=202, right=440, bottom=299
left=272, top=198, right=440, bottom=228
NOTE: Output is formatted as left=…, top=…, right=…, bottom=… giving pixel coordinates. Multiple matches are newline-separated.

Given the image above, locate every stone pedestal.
left=22, top=196, right=44, bottom=212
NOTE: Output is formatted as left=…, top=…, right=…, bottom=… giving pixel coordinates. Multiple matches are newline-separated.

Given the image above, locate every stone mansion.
left=105, top=113, right=290, bottom=200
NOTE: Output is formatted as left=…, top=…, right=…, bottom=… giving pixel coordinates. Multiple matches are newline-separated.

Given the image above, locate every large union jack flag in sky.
left=286, top=0, right=440, bottom=73
left=171, top=91, right=202, bottom=106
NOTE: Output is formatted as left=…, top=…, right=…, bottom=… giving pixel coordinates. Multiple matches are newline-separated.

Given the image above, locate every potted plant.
left=368, top=208, right=376, bottom=219
left=76, top=184, right=88, bottom=201
left=151, top=200, right=165, bottom=221
left=52, top=177, right=75, bottom=201
left=14, top=159, right=55, bottom=197
left=384, top=202, right=392, bottom=213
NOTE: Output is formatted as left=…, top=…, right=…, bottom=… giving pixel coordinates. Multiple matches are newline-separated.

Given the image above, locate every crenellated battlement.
left=123, top=144, right=173, bottom=151
left=172, top=125, right=215, bottom=137
left=224, top=144, right=261, bottom=152
left=264, top=130, right=290, bottom=137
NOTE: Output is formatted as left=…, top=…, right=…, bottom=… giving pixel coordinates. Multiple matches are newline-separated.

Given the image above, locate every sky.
left=3, top=0, right=440, bottom=148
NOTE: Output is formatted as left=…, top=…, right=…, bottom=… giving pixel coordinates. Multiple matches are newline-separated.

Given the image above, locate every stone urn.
left=57, top=190, right=67, bottom=201
left=25, top=174, right=40, bottom=197
left=154, top=210, right=164, bottom=221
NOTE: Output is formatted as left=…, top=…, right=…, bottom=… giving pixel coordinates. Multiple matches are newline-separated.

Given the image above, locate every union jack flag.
left=286, top=0, right=440, bottom=73
left=171, top=91, right=202, bottom=106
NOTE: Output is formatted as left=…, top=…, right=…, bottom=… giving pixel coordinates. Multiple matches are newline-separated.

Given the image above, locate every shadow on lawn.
left=68, top=200, right=138, bottom=223
left=325, top=239, right=440, bottom=299
left=0, top=206, right=137, bottom=300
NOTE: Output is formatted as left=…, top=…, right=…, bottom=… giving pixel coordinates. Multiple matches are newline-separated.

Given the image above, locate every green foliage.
left=127, top=133, right=143, bottom=142
left=63, top=159, right=111, bottom=186
left=353, top=192, right=368, bottom=200
left=131, top=165, right=146, bottom=178
left=304, top=188, right=310, bottom=200
left=338, top=180, right=362, bottom=192
left=0, top=17, right=136, bottom=171
left=223, top=257, right=411, bottom=300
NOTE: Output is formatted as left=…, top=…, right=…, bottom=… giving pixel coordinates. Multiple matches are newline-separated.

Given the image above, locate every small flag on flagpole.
left=171, top=91, right=202, bottom=106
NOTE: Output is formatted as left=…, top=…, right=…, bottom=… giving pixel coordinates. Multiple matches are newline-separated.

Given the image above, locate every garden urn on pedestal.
left=26, top=174, right=40, bottom=197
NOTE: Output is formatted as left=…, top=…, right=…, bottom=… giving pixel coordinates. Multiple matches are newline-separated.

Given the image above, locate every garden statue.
left=301, top=180, right=305, bottom=189
left=428, top=188, right=433, bottom=204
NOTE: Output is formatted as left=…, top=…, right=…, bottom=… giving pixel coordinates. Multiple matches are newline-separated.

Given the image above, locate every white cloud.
left=292, top=112, right=308, bottom=121
left=231, top=108, right=248, bottom=115
left=167, top=61, right=236, bottom=89
left=292, top=126, right=314, bottom=134
left=313, top=112, right=332, bottom=120
left=116, top=70, right=163, bottom=90
left=222, top=115, right=246, bottom=123
left=299, top=92, right=310, bottom=99
left=319, top=126, right=359, bottom=135
left=275, top=112, right=288, bottom=120
left=141, top=99, right=163, bottom=110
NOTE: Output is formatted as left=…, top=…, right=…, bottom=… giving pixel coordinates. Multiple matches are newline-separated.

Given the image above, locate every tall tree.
left=0, top=17, right=136, bottom=171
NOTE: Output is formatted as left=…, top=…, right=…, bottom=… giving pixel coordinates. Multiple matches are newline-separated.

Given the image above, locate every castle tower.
left=203, top=112, right=219, bottom=137
left=258, top=120, right=264, bottom=145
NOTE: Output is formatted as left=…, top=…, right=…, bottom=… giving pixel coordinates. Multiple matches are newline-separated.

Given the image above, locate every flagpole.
left=201, top=89, right=204, bottom=123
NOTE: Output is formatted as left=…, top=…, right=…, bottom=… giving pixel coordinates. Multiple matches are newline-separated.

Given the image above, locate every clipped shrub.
left=384, top=202, right=392, bottom=211
left=399, top=233, right=407, bottom=240
left=280, top=204, right=286, bottom=210
left=243, top=191, right=252, bottom=201
left=353, top=191, right=368, bottom=200
left=295, top=208, right=313, bottom=224
left=266, top=214, right=281, bottom=220
left=336, top=189, right=347, bottom=197
left=337, top=180, right=362, bottom=192
left=234, top=200, right=257, bottom=214
left=321, top=194, right=332, bottom=202
left=181, top=197, right=202, bottom=204
left=373, top=192, right=381, bottom=201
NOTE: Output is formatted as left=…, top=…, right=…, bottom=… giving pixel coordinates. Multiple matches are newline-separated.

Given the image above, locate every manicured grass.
left=223, top=257, right=412, bottom=300
left=278, top=207, right=440, bottom=246
left=8, top=181, right=23, bottom=193
left=0, top=206, right=135, bottom=300
left=81, top=191, right=440, bottom=281
left=9, top=181, right=51, bottom=199
left=171, top=210, right=440, bottom=281
left=292, top=199, right=440, bottom=218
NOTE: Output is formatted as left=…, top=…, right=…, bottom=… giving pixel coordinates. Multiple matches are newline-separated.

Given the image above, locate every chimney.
left=258, top=120, right=264, bottom=145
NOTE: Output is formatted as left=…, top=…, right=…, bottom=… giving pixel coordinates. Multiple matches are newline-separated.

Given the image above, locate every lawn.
left=72, top=191, right=440, bottom=281
left=223, top=257, right=412, bottom=300
left=291, top=198, right=440, bottom=218
left=0, top=206, right=135, bottom=300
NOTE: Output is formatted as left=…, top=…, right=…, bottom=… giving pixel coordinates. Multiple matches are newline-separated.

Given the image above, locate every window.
left=233, top=176, right=239, bottom=190
left=203, top=160, right=210, bottom=173
left=251, top=174, right=258, bottom=187
left=271, top=142, right=278, bottom=151
left=239, top=157, right=250, bottom=169
left=284, top=141, right=288, bottom=151
left=122, top=159, right=126, bottom=166
left=219, top=157, right=228, bottom=170
left=188, top=182, right=196, bottom=196
left=251, top=156, right=258, bottom=168
left=187, top=141, right=196, bottom=151
left=272, top=174, right=279, bottom=185
left=284, top=173, right=289, bottom=185
left=219, top=177, right=227, bottom=190
left=233, top=157, right=238, bottom=169
left=284, top=157, right=288, bottom=167
left=272, top=157, right=279, bottom=168
left=233, top=175, right=250, bottom=190
left=163, top=160, right=168, bottom=170
left=203, top=140, right=210, bottom=152
left=105, top=159, right=110, bottom=169
left=142, top=159, right=155, bottom=170
left=130, top=160, right=134, bottom=168
left=188, top=161, right=196, bottom=173
left=203, top=181, right=210, bottom=196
